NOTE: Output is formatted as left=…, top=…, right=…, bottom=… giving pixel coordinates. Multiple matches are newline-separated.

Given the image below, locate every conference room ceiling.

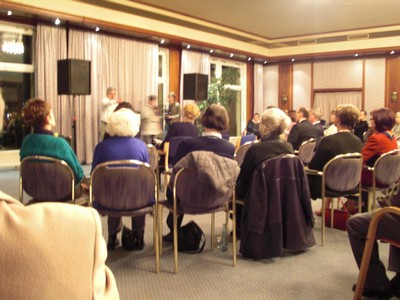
left=133, top=0, right=400, bottom=40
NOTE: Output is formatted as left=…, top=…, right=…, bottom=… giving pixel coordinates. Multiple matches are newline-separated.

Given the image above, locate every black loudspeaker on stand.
left=57, top=59, right=91, bottom=153
left=183, top=73, right=208, bottom=100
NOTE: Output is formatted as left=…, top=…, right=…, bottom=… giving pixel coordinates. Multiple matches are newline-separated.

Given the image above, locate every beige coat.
left=0, top=191, right=119, bottom=300
left=140, top=104, right=162, bottom=136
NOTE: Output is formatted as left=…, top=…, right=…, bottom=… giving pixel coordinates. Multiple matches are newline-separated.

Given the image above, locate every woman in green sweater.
left=20, top=98, right=87, bottom=198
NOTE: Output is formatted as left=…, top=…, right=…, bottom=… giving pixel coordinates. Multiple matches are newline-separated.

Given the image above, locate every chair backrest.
left=146, top=144, right=159, bottom=173
left=323, top=153, right=363, bottom=193
left=20, top=155, right=74, bottom=202
left=90, top=160, right=156, bottom=211
left=168, top=136, right=192, bottom=162
left=374, top=149, right=400, bottom=186
left=240, top=134, right=256, bottom=146
left=173, top=152, right=239, bottom=214
left=297, top=138, right=316, bottom=165
left=235, top=141, right=255, bottom=166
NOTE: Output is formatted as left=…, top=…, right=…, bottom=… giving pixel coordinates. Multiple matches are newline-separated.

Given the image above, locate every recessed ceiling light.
left=264, top=60, right=267, bottom=64
left=354, top=53, right=359, bottom=57
left=291, top=58, right=295, bottom=62
left=248, top=57, right=252, bottom=61
left=186, top=44, right=191, bottom=49
left=390, top=50, right=395, bottom=55
left=160, top=39, right=165, bottom=44
left=95, top=27, right=100, bottom=32
left=209, top=49, right=214, bottom=54
left=230, top=53, right=234, bottom=58
left=7, top=10, right=12, bottom=16
left=55, top=18, right=61, bottom=25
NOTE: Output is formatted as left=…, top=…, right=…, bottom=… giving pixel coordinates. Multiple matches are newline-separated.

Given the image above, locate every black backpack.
left=178, top=221, right=206, bottom=253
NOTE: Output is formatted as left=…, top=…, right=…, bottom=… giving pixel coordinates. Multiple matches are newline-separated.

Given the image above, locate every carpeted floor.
left=0, top=166, right=395, bottom=299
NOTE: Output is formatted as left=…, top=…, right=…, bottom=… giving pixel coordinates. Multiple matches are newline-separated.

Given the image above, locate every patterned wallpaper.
left=293, top=63, right=312, bottom=110
left=364, top=58, right=385, bottom=114
left=263, top=65, right=279, bottom=110
left=313, top=60, right=363, bottom=89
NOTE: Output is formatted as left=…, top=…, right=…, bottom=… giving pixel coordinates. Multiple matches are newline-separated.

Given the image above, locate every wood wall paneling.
left=278, top=64, right=293, bottom=111
left=246, top=62, right=254, bottom=123
left=169, top=47, right=181, bottom=101
left=386, top=57, right=400, bottom=113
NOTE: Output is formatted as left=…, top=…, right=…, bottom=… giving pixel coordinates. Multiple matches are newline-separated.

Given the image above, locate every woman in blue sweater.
left=91, top=107, right=148, bottom=251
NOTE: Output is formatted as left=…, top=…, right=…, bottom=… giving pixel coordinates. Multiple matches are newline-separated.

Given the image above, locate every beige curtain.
left=36, top=24, right=70, bottom=136
left=314, top=91, right=362, bottom=122
left=253, top=63, right=264, bottom=115
left=66, top=29, right=158, bottom=163
left=180, top=50, right=210, bottom=106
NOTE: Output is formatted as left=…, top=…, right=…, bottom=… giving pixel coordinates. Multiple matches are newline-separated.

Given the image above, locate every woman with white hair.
left=91, top=107, right=148, bottom=251
left=235, top=107, right=294, bottom=235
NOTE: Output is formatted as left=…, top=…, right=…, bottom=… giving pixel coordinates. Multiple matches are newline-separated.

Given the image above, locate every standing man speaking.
left=100, top=87, right=122, bottom=141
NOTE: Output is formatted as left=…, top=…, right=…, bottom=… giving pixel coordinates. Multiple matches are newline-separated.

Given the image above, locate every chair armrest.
left=305, top=167, right=323, bottom=176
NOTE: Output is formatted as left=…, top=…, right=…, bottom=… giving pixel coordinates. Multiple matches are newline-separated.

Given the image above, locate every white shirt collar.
left=202, top=131, right=222, bottom=138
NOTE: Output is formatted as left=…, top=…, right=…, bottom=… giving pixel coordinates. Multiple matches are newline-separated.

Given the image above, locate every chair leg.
left=367, top=191, right=373, bottom=212
left=330, top=198, right=334, bottom=229
left=321, top=196, right=326, bottom=247
left=153, top=208, right=160, bottom=273
left=173, top=210, right=178, bottom=274
left=211, top=213, right=215, bottom=250
left=232, top=200, right=237, bottom=267
left=159, top=205, right=163, bottom=255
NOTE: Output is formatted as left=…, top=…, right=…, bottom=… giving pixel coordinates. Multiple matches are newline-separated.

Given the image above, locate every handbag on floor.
left=178, top=221, right=206, bottom=253
left=324, top=198, right=351, bottom=231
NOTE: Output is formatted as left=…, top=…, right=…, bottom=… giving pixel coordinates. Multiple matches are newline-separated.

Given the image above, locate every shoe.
left=162, top=232, right=173, bottom=243
left=352, top=284, right=393, bottom=298
left=391, top=274, right=400, bottom=297
left=107, top=234, right=119, bottom=251
left=134, top=236, right=145, bottom=251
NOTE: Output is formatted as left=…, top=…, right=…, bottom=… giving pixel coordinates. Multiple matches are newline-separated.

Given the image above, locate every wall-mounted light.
left=281, top=94, right=288, bottom=102
left=391, top=92, right=398, bottom=102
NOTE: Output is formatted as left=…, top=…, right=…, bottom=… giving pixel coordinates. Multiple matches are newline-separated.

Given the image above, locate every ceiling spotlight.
left=230, top=53, right=234, bottom=58
left=248, top=57, right=252, bottom=61
left=291, top=58, right=295, bottom=62
left=7, top=10, right=12, bottom=16
left=186, top=44, right=191, bottom=49
left=390, top=50, right=395, bottom=55
left=95, top=27, right=100, bottom=32
left=264, top=60, right=267, bottom=64
left=55, top=18, right=61, bottom=25
left=160, top=39, right=165, bottom=44
left=209, top=49, right=214, bottom=54
left=354, top=53, right=359, bottom=57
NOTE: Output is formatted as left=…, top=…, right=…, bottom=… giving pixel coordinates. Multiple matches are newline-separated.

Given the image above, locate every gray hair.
left=258, top=107, right=291, bottom=139
left=106, top=87, right=116, bottom=94
left=310, top=107, right=323, bottom=120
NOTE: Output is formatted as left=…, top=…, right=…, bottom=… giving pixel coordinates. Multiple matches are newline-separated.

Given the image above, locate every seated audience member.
left=324, top=110, right=338, bottom=136
left=19, top=98, right=87, bottom=197
left=361, top=108, right=397, bottom=187
left=392, top=111, right=400, bottom=138
left=287, top=107, right=319, bottom=150
left=157, top=103, right=200, bottom=149
left=163, top=104, right=235, bottom=241
left=236, top=107, right=294, bottom=234
left=0, top=190, right=119, bottom=300
left=103, top=102, right=140, bottom=140
left=353, top=109, right=369, bottom=142
left=91, top=108, right=148, bottom=251
left=309, top=107, right=324, bottom=138
left=347, top=206, right=400, bottom=298
left=307, top=104, right=363, bottom=215
left=287, top=109, right=297, bottom=133
left=245, top=113, right=260, bottom=136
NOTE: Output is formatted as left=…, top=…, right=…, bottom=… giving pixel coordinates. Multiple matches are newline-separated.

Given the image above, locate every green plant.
left=198, top=67, right=239, bottom=112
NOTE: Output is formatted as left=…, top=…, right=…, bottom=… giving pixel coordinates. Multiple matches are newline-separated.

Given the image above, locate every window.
left=210, top=58, right=246, bottom=136
left=0, top=23, right=34, bottom=150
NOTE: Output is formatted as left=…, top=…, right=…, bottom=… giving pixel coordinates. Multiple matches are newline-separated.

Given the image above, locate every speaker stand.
left=71, top=95, right=77, bottom=153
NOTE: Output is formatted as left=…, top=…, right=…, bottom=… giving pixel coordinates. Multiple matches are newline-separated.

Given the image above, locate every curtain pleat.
left=314, top=92, right=362, bottom=122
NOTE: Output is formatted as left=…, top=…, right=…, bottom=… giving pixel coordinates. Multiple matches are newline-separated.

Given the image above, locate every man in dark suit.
left=288, top=107, right=319, bottom=150
left=309, top=107, right=324, bottom=138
